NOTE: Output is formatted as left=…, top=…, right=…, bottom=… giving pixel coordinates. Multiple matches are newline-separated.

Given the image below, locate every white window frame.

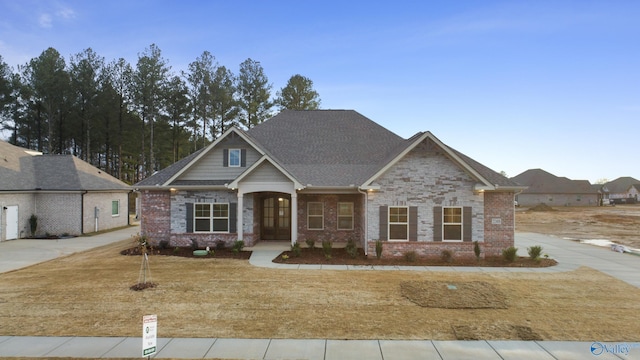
left=111, top=200, right=120, bottom=217
left=337, top=202, right=354, bottom=230
left=194, top=203, right=230, bottom=233
left=307, top=202, right=324, bottom=230
left=388, top=206, right=408, bottom=241
left=228, top=149, right=241, bottom=167
left=442, top=206, right=463, bottom=242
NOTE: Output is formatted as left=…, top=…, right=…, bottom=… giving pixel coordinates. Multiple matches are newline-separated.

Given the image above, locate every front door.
left=261, top=195, right=291, bottom=240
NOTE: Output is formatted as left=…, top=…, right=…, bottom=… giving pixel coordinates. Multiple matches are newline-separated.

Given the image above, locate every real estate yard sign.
left=142, top=314, right=157, bottom=357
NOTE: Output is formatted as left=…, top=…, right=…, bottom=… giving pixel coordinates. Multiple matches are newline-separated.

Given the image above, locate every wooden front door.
left=261, top=195, right=291, bottom=240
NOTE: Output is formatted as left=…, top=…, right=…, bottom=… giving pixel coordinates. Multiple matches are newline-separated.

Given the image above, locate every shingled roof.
left=604, top=177, right=640, bottom=194
left=0, top=140, right=130, bottom=192
left=136, top=110, right=518, bottom=190
left=511, top=169, right=595, bottom=194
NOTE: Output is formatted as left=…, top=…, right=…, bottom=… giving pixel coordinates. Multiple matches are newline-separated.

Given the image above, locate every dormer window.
left=229, top=149, right=241, bottom=167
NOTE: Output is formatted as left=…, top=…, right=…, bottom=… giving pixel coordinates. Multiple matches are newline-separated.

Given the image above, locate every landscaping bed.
left=120, top=246, right=251, bottom=259
left=273, top=247, right=557, bottom=267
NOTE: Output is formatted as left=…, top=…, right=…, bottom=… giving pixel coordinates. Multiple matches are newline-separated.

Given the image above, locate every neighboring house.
left=511, top=169, right=598, bottom=207
left=135, top=110, right=524, bottom=258
left=600, top=177, right=640, bottom=204
left=0, top=140, right=132, bottom=241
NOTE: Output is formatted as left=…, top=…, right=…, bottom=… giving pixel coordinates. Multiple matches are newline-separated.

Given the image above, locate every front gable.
left=165, top=128, right=264, bottom=187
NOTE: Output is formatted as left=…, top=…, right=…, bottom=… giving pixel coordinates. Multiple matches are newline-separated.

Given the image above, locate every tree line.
left=0, top=44, right=321, bottom=184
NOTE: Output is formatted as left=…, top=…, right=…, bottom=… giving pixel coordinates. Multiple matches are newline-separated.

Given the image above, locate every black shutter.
left=186, top=203, right=193, bottom=233
left=433, top=206, right=442, bottom=241
left=409, top=206, right=418, bottom=241
left=379, top=206, right=388, bottom=240
left=229, top=203, right=237, bottom=233
left=463, top=206, right=472, bottom=242
left=240, top=149, right=247, bottom=167
left=223, top=149, right=229, bottom=167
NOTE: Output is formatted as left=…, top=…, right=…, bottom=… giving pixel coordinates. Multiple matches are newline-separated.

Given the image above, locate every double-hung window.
left=228, top=149, right=241, bottom=167
left=337, top=202, right=354, bottom=230
left=194, top=203, right=229, bottom=232
left=307, top=202, right=324, bottom=230
left=388, top=206, right=408, bottom=240
left=443, top=207, right=462, bottom=241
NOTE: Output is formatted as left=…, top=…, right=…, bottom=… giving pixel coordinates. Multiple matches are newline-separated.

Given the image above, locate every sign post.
left=142, top=314, right=157, bottom=358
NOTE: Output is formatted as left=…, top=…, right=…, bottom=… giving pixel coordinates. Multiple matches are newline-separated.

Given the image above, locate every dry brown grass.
left=517, top=205, right=640, bottom=248
left=1, top=239, right=639, bottom=341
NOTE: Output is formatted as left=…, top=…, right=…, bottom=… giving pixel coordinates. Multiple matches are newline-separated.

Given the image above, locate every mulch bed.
left=120, top=246, right=252, bottom=259
left=273, top=247, right=557, bottom=267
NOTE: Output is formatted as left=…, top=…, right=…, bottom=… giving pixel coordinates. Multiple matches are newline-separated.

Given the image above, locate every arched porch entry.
left=236, top=182, right=298, bottom=246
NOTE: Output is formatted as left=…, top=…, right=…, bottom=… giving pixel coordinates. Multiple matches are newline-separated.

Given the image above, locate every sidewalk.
left=1, top=336, right=639, bottom=359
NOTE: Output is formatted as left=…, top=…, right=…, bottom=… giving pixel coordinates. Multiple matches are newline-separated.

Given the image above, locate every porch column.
left=291, top=192, right=298, bottom=246
left=237, top=191, right=243, bottom=241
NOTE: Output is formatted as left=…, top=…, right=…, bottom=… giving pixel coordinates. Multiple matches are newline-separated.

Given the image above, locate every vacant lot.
left=516, top=204, right=640, bottom=249
left=0, top=238, right=639, bottom=341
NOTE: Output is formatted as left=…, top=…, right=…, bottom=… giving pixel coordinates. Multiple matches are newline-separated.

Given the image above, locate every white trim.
left=388, top=206, right=408, bottom=241
left=307, top=202, right=324, bottom=230
left=111, top=199, right=120, bottom=217
left=442, top=206, right=463, bottom=242
left=337, top=202, right=354, bottom=230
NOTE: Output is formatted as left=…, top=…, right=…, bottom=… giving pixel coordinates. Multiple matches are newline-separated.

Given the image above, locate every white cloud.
left=39, top=13, right=53, bottom=28
left=56, top=7, right=76, bottom=20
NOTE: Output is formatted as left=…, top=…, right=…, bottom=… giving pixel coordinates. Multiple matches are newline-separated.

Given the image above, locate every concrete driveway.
left=0, top=225, right=139, bottom=273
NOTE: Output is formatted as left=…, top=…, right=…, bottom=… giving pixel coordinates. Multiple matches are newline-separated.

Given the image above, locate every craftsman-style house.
left=135, top=110, right=524, bottom=258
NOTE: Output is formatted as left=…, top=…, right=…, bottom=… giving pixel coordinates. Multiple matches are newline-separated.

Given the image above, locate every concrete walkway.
left=1, top=230, right=639, bottom=359
left=1, top=336, right=639, bottom=359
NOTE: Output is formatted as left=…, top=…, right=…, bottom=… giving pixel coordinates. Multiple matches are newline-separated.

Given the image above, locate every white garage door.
left=5, top=206, right=19, bottom=240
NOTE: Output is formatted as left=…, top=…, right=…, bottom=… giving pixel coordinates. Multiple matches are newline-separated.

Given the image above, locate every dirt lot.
left=0, top=236, right=639, bottom=341
left=516, top=204, right=640, bottom=249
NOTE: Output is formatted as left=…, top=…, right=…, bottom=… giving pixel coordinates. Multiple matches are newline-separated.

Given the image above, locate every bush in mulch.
left=274, top=247, right=557, bottom=267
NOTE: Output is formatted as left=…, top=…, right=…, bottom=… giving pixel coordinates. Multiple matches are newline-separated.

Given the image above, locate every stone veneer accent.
left=365, top=139, right=487, bottom=258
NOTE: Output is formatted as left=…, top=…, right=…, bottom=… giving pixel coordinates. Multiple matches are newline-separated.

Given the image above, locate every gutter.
left=357, top=187, right=369, bottom=256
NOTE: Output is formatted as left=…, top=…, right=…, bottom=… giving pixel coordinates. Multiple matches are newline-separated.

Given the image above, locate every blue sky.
left=1, top=0, right=639, bottom=183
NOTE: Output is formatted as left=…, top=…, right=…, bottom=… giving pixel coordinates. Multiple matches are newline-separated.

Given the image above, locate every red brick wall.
left=140, top=190, right=171, bottom=244
left=483, top=192, right=515, bottom=256
left=297, top=194, right=364, bottom=246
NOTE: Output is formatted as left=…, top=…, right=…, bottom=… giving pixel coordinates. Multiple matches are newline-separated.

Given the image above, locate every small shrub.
left=473, top=241, right=481, bottom=260
left=345, top=238, right=358, bottom=258
left=291, top=242, right=301, bottom=257
left=232, top=240, right=245, bottom=254
left=282, top=254, right=289, bottom=260
left=441, top=249, right=453, bottom=263
left=208, top=249, right=215, bottom=256
left=29, top=214, right=38, bottom=236
left=322, top=240, right=332, bottom=259
left=375, top=240, right=383, bottom=259
left=173, top=247, right=179, bottom=253
left=215, top=240, right=226, bottom=250
left=502, top=246, right=518, bottom=262
left=404, top=250, right=417, bottom=263
left=527, top=245, right=543, bottom=260
left=159, top=240, right=169, bottom=250
left=305, top=238, right=316, bottom=249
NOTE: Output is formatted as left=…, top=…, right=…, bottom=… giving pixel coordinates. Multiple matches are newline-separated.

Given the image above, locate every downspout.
left=357, top=187, right=369, bottom=256
left=81, top=191, right=87, bottom=234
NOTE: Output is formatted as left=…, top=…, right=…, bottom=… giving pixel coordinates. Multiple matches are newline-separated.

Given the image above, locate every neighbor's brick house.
left=135, top=110, right=524, bottom=258
left=0, top=140, right=131, bottom=241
